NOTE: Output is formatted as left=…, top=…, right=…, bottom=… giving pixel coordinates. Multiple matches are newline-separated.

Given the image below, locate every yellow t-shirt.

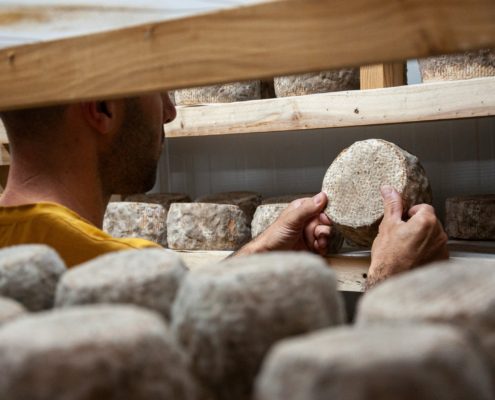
left=0, top=202, right=161, bottom=268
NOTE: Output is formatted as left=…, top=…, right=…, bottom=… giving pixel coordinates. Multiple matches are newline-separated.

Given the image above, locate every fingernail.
left=380, top=185, right=393, bottom=197
left=313, top=192, right=326, bottom=206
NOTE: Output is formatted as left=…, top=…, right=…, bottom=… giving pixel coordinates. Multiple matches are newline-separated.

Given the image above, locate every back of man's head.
left=0, top=105, right=67, bottom=143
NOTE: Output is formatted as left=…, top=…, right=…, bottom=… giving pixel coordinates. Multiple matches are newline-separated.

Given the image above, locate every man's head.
left=0, top=92, right=176, bottom=196
left=99, top=93, right=176, bottom=195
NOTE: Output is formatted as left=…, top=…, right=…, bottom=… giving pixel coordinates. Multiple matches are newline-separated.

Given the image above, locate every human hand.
left=233, top=192, right=335, bottom=256
left=366, top=185, right=449, bottom=290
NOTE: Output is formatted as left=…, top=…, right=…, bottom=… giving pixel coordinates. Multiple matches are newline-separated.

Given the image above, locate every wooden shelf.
left=172, top=241, right=495, bottom=293
left=173, top=250, right=369, bottom=292
left=166, top=77, right=495, bottom=138
left=0, top=0, right=494, bottom=110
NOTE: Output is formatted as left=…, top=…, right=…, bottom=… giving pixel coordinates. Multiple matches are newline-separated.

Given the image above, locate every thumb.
left=381, top=185, right=403, bottom=222
left=286, top=192, right=327, bottom=228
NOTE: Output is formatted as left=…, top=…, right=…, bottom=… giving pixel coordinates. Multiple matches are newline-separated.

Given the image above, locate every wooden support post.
left=360, top=62, right=406, bottom=90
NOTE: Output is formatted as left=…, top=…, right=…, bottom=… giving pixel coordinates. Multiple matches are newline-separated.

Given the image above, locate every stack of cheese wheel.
left=174, top=81, right=261, bottom=105
left=445, top=194, right=495, bottom=240
left=321, top=139, right=432, bottom=247
left=419, top=49, right=495, bottom=82
left=274, top=69, right=359, bottom=97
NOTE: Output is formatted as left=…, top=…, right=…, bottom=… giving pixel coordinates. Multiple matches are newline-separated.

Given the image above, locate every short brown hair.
left=0, top=105, right=67, bottom=141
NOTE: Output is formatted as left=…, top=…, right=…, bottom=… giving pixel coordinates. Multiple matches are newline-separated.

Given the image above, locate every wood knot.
left=354, top=108, right=359, bottom=114
left=145, top=25, right=156, bottom=40
left=7, top=51, right=15, bottom=65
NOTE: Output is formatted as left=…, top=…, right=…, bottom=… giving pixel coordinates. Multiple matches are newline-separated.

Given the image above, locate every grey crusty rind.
left=274, top=69, right=359, bottom=97
left=171, top=252, right=345, bottom=400
left=0, top=305, right=198, bottom=400
left=0, top=245, right=66, bottom=311
left=166, top=203, right=251, bottom=250
left=322, top=139, right=432, bottom=247
left=175, top=81, right=261, bottom=105
left=445, top=195, right=495, bottom=240
left=255, top=324, right=494, bottom=400
left=356, top=259, right=495, bottom=382
left=251, top=203, right=288, bottom=238
left=195, top=191, right=262, bottom=221
left=0, top=296, right=27, bottom=326
left=419, top=49, right=495, bottom=82
left=55, top=249, right=187, bottom=321
left=124, top=193, right=191, bottom=209
left=103, top=202, right=168, bottom=246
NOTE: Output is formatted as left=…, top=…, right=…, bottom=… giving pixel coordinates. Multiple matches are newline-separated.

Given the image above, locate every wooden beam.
left=0, top=1, right=270, bottom=49
left=360, top=62, right=406, bottom=90
left=0, top=0, right=493, bottom=110
left=174, top=250, right=369, bottom=292
left=166, top=77, right=495, bottom=138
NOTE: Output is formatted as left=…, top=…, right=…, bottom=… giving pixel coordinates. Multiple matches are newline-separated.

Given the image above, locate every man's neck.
left=0, top=160, right=110, bottom=229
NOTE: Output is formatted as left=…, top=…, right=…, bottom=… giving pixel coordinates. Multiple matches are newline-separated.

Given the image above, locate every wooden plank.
left=0, top=0, right=494, bottom=110
left=166, top=77, right=495, bottom=137
left=173, top=245, right=495, bottom=293
left=174, top=250, right=368, bottom=292
left=360, top=63, right=406, bottom=90
left=0, top=1, right=269, bottom=49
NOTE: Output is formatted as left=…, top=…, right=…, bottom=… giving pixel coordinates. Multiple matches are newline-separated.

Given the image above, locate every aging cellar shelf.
left=166, top=77, right=495, bottom=138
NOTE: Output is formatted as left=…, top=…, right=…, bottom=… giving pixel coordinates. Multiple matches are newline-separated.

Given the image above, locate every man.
left=0, top=93, right=448, bottom=288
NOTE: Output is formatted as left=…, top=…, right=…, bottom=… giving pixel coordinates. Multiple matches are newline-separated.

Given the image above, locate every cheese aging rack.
left=0, top=0, right=494, bottom=291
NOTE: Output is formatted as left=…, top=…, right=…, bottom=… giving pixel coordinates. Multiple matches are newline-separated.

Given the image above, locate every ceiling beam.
left=0, top=0, right=493, bottom=110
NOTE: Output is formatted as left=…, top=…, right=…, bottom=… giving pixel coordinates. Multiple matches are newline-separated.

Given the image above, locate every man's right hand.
left=366, top=185, right=449, bottom=290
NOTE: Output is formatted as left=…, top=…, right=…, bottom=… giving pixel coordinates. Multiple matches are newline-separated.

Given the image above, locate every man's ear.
left=80, top=100, right=121, bottom=134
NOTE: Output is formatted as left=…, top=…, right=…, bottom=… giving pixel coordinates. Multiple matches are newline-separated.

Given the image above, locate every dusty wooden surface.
left=173, top=241, right=495, bottom=293
left=0, top=0, right=493, bottom=110
left=166, top=77, right=495, bottom=137
left=360, top=63, right=406, bottom=90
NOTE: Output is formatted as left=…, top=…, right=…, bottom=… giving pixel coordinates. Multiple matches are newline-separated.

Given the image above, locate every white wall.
left=159, top=116, right=495, bottom=223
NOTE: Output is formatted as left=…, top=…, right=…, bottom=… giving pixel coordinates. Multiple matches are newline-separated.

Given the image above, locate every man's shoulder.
left=0, top=202, right=161, bottom=267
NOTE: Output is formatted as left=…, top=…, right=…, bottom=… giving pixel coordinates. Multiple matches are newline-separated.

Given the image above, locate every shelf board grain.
left=166, top=77, right=495, bottom=138
left=173, top=242, right=495, bottom=293
left=173, top=250, right=369, bottom=292
left=0, top=0, right=494, bottom=110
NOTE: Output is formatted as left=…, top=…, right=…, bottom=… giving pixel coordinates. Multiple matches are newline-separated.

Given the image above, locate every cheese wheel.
left=103, top=202, right=168, bottom=246
left=445, top=194, right=495, bottom=240
left=0, top=245, right=66, bottom=311
left=55, top=249, right=187, bottom=321
left=419, top=49, right=495, bottom=82
left=171, top=252, right=344, bottom=400
left=256, top=324, right=493, bottom=400
left=322, top=139, right=432, bottom=247
left=0, top=305, right=198, bottom=400
left=0, top=296, right=26, bottom=326
left=274, top=69, right=359, bottom=97
left=174, top=81, right=261, bottom=105
left=251, top=204, right=288, bottom=238
left=167, top=203, right=251, bottom=250
left=124, top=193, right=191, bottom=210
left=195, top=191, right=262, bottom=221
left=356, top=259, right=495, bottom=382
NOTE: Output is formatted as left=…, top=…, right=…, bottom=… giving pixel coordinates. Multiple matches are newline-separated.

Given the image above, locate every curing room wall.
left=159, top=116, right=495, bottom=223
